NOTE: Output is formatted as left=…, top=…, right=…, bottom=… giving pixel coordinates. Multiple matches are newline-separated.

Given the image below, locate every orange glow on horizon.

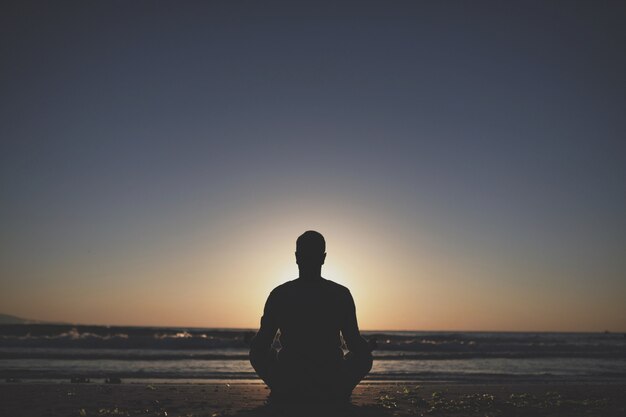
left=3, top=197, right=625, bottom=333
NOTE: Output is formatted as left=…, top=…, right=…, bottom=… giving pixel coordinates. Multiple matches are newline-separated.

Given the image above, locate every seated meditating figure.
left=249, top=231, right=374, bottom=402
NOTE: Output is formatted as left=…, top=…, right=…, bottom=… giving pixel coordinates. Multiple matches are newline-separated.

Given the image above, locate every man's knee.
left=356, top=351, right=373, bottom=374
left=345, top=350, right=373, bottom=378
left=250, top=348, right=276, bottom=381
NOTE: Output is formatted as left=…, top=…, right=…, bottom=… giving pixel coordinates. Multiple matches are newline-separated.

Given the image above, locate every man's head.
left=295, top=230, right=326, bottom=269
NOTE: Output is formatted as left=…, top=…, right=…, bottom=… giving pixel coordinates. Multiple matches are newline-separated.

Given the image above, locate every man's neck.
left=298, top=267, right=322, bottom=280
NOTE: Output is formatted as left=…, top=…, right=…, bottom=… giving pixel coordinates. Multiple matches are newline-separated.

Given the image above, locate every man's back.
left=263, top=278, right=353, bottom=361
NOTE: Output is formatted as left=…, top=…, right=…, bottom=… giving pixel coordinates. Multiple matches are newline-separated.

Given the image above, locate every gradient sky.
left=1, top=1, right=625, bottom=331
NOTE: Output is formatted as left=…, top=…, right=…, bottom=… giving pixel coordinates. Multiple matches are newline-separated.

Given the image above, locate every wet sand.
left=1, top=381, right=625, bottom=416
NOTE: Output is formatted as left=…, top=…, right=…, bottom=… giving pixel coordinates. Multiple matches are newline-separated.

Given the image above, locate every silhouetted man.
left=250, top=231, right=374, bottom=401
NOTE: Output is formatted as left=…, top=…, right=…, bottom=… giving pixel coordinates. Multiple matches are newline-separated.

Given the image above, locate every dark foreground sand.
left=1, top=381, right=625, bottom=417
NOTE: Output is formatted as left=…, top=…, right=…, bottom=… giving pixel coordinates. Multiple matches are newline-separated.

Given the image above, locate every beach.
left=1, top=381, right=625, bottom=417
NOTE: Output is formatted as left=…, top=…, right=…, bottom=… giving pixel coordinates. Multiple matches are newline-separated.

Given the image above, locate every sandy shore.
left=1, top=381, right=625, bottom=416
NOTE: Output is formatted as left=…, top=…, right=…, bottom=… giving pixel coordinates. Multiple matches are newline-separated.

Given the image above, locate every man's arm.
left=341, top=289, right=372, bottom=354
left=250, top=290, right=279, bottom=354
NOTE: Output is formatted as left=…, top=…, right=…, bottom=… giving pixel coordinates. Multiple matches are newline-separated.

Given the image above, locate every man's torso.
left=268, top=278, right=349, bottom=362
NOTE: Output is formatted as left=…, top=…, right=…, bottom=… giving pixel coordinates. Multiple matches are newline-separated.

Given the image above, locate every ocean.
left=1, top=325, right=625, bottom=383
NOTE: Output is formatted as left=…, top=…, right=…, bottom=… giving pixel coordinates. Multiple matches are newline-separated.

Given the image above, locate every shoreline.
left=1, top=381, right=625, bottom=416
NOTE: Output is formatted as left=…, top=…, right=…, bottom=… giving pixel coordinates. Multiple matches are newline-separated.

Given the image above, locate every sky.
left=1, top=1, right=625, bottom=332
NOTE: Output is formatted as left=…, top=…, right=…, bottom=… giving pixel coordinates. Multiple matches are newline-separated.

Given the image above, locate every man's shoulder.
left=321, top=278, right=351, bottom=295
left=270, top=279, right=299, bottom=295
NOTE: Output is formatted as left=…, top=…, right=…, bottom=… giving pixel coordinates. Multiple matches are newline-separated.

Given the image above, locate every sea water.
left=1, top=325, right=625, bottom=382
